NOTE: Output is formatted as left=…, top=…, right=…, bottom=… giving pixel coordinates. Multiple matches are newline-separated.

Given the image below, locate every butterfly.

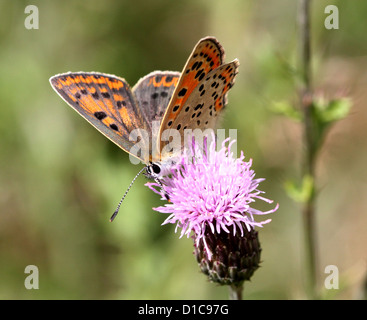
left=49, top=36, right=239, bottom=220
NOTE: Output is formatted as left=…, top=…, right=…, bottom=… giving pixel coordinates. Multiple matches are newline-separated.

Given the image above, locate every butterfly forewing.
left=158, top=37, right=225, bottom=139
left=167, top=59, right=240, bottom=133
left=50, top=72, right=150, bottom=162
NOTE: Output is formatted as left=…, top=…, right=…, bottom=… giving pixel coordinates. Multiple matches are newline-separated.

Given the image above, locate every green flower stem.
left=298, top=0, right=318, bottom=298
left=229, top=283, right=243, bottom=300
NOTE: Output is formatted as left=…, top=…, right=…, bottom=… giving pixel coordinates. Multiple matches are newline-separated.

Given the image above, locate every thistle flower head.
left=146, top=136, right=279, bottom=261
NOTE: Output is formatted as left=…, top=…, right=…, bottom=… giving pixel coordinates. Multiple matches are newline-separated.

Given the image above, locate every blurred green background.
left=0, top=0, right=366, bottom=299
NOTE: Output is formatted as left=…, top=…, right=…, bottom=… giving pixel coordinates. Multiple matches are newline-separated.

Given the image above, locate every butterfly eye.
left=151, top=163, right=161, bottom=175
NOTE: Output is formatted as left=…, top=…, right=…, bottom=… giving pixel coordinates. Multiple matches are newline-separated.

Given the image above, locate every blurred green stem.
left=298, top=0, right=318, bottom=298
left=229, top=284, right=243, bottom=300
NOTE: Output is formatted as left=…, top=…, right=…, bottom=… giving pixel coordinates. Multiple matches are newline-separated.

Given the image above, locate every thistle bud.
left=194, top=224, right=261, bottom=287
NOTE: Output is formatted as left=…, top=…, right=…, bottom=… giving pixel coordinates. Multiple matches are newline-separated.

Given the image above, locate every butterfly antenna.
left=110, top=166, right=147, bottom=222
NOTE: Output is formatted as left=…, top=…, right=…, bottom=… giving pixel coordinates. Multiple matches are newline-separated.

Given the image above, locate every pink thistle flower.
left=146, top=136, right=279, bottom=261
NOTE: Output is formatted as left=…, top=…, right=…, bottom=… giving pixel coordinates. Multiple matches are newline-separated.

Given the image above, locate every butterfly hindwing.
left=49, top=72, right=149, bottom=162
left=133, top=71, right=180, bottom=128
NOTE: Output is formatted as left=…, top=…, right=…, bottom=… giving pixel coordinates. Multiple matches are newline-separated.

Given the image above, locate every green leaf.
left=270, top=100, right=302, bottom=121
left=314, top=97, right=352, bottom=124
left=284, top=175, right=314, bottom=203
left=307, top=97, right=352, bottom=156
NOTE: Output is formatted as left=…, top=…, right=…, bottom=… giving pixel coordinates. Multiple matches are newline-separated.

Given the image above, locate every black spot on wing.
left=178, top=88, right=187, bottom=97
left=94, top=111, right=107, bottom=120
left=109, top=124, right=119, bottom=131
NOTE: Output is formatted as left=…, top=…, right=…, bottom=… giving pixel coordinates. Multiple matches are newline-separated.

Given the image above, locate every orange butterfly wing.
left=157, top=37, right=239, bottom=159
left=50, top=72, right=149, bottom=162
left=158, top=37, right=224, bottom=135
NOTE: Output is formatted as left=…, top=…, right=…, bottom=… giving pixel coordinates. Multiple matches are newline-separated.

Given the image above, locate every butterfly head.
left=145, top=162, right=162, bottom=179
left=145, top=161, right=172, bottom=202
left=144, top=160, right=175, bottom=180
